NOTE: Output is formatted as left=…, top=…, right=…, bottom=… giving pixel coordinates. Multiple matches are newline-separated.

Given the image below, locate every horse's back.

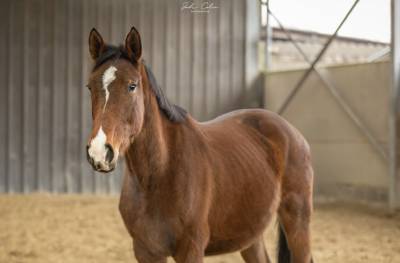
left=201, top=108, right=310, bottom=160
left=200, top=108, right=303, bottom=158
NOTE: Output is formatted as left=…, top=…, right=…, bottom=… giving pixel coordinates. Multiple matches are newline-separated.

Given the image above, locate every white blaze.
left=102, top=66, right=117, bottom=109
left=87, top=66, right=118, bottom=170
left=88, top=127, right=108, bottom=164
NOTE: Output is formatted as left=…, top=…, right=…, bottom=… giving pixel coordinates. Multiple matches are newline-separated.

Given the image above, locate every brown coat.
left=86, top=27, right=314, bottom=263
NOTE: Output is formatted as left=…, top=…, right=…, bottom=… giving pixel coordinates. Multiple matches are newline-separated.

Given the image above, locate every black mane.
left=93, top=45, right=187, bottom=123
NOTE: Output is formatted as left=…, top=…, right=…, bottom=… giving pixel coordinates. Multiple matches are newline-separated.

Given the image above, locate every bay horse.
left=86, top=27, right=314, bottom=263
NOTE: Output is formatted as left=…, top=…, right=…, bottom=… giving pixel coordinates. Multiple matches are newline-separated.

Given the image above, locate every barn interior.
left=0, top=0, right=399, bottom=262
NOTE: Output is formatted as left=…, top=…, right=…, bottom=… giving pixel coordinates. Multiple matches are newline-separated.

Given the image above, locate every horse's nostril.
left=105, top=143, right=114, bottom=163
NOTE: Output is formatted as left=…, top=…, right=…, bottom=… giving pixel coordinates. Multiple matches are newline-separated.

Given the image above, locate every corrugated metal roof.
left=261, top=27, right=390, bottom=70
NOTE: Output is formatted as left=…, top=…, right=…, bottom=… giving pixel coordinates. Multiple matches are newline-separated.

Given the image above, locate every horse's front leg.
left=133, top=239, right=167, bottom=263
left=173, top=225, right=209, bottom=263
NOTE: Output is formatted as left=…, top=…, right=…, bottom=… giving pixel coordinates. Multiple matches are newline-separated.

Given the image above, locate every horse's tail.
left=277, top=222, right=291, bottom=263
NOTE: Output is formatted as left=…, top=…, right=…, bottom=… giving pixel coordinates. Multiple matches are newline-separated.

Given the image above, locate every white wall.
left=264, top=61, right=390, bottom=202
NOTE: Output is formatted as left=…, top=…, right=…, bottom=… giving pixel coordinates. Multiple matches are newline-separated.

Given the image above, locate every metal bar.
left=261, top=0, right=272, bottom=69
left=244, top=0, right=260, bottom=92
left=390, top=0, right=400, bottom=210
left=367, top=46, right=390, bottom=62
left=320, top=70, right=388, bottom=161
left=278, top=0, right=361, bottom=114
left=269, top=10, right=388, bottom=161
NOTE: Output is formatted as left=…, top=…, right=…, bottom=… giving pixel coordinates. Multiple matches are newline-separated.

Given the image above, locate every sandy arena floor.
left=0, top=195, right=399, bottom=263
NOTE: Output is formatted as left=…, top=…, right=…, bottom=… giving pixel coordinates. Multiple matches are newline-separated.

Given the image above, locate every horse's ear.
left=89, top=28, right=105, bottom=60
left=125, top=26, right=142, bottom=62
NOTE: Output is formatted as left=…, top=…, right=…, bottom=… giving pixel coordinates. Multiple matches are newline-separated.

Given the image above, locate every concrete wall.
left=264, top=61, right=390, bottom=202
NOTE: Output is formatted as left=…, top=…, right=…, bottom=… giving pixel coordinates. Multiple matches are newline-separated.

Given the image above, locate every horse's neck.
left=125, top=96, right=184, bottom=188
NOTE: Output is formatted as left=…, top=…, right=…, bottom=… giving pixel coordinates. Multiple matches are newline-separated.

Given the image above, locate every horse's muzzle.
left=86, top=143, right=116, bottom=173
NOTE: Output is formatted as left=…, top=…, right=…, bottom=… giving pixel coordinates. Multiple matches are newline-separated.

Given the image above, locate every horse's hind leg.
left=278, top=165, right=313, bottom=263
left=240, top=238, right=271, bottom=263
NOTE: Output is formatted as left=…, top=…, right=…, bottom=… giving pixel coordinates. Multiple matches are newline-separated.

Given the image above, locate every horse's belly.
left=205, top=239, right=253, bottom=255
left=206, top=195, right=278, bottom=255
left=205, top=214, right=273, bottom=255
left=206, top=171, right=280, bottom=255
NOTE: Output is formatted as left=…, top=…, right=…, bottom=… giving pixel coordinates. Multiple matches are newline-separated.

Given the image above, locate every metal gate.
left=263, top=0, right=400, bottom=208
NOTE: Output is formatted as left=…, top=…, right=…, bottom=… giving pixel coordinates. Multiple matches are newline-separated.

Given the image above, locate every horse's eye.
left=86, top=85, right=91, bottom=91
left=128, top=83, right=137, bottom=92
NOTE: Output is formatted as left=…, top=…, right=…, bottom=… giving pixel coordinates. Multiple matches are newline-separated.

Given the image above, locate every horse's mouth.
left=95, top=166, right=116, bottom=173
left=87, top=157, right=116, bottom=173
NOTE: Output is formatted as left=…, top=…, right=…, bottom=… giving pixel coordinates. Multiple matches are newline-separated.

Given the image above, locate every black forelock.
left=92, top=44, right=187, bottom=123
left=93, top=45, right=133, bottom=70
